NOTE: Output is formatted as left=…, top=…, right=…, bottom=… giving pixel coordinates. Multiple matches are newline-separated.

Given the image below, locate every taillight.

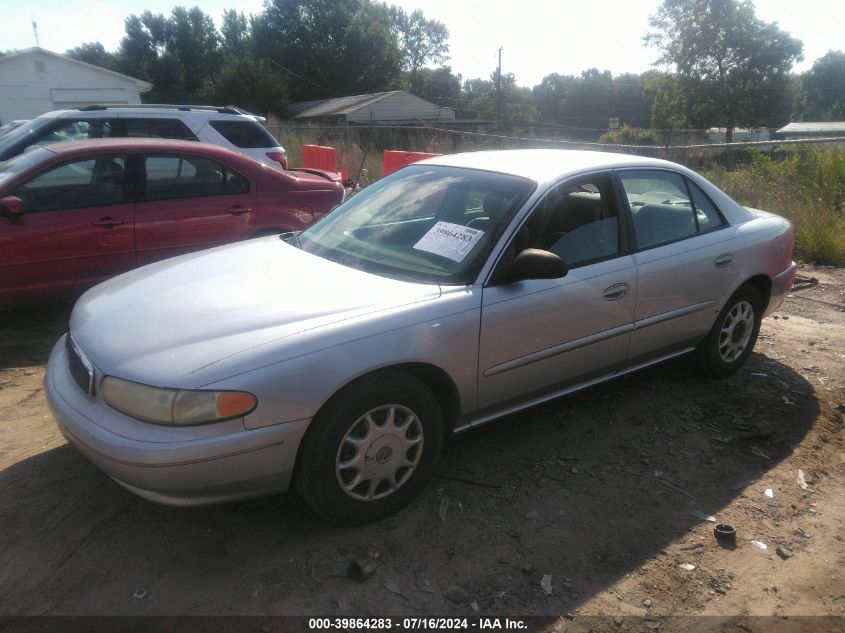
left=266, top=151, right=288, bottom=170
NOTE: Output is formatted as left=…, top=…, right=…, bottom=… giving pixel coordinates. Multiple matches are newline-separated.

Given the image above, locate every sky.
left=1, top=0, right=843, bottom=88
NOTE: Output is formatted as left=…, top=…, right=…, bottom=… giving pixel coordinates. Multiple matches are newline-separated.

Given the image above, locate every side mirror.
left=508, top=248, right=568, bottom=282
left=0, top=196, right=22, bottom=219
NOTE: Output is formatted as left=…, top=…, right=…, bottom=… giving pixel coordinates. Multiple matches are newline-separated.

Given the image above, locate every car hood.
left=70, top=238, right=441, bottom=384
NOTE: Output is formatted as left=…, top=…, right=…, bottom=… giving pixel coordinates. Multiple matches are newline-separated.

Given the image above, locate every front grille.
left=66, top=335, right=94, bottom=396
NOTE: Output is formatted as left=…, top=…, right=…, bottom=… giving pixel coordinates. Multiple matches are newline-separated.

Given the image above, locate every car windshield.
left=0, top=117, right=55, bottom=153
left=299, top=165, right=535, bottom=284
left=0, top=146, right=54, bottom=185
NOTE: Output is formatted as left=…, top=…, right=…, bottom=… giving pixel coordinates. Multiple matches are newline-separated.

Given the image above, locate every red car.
left=0, top=138, right=344, bottom=307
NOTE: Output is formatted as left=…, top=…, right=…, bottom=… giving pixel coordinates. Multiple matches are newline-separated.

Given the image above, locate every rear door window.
left=687, top=180, right=726, bottom=232
left=619, top=170, right=698, bottom=249
left=208, top=120, right=277, bottom=148
left=143, top=154, right=249, bottom=200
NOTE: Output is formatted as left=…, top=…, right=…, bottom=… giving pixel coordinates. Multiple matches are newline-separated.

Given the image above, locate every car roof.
left=420, top=149, right=685, bottom=184
left=38, top=106, right=260, bottom=120
left=39, top=138, right=238, bottom=157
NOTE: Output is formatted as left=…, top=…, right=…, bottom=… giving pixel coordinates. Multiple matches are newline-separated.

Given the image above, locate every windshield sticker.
left=413, top=221, right=485, bottom=263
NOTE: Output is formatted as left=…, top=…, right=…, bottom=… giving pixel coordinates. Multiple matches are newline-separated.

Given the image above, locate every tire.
left=296, top=371, right=443, bottom=523
left=693, top=285, right=762, bottom=378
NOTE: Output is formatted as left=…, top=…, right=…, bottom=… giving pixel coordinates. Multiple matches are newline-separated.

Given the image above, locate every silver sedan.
left=45, top=149, right=797, bottom=522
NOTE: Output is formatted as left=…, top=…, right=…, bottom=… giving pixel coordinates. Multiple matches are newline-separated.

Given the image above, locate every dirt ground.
left=1, top=265, right=843, bottom=631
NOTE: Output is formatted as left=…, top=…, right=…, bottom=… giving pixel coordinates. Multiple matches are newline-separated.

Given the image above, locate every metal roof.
left=287, top=92, right=402, bottom=118
left=287, top=90, right=455, bottom=121
left=777, top=122, right=845, bottom=134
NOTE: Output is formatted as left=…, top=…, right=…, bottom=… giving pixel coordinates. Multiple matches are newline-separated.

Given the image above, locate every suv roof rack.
left=75, top=104, right=252, bottom=116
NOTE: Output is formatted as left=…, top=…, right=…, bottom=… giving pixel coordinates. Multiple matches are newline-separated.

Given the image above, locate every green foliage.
left=220, top=9, right=251, bottom=59
left=212, top=58, right=288, bottom=115
left=645, top=0, right=802, bottom=137
left=800, top=50, right=845, bottom=120
left=253, top=0, right=403, bottom=101
left=51, top=0, right=817, bottom=141
left=65, top=43, right=120, bottom=71
left=389, top=6, right=450, bottom=74
left=704, top=149, right=845, bottom=265
left=407, top=66, right=461, bottom=108
left=532, top=70, right=653, bottom=131
left=459, top=72, right=539, bottom=128
left=599, top=124, right=660, bottom=145
left=117, top=7, right=221, bottom=103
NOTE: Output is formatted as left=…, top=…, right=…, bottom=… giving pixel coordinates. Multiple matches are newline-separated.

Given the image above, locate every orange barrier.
left=383, top=150, right=440, bottom=176
left=301, top=145, right=338, bottom=173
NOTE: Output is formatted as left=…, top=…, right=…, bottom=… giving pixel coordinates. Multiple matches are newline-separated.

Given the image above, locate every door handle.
left=714, top=253, right=734, bottom=268
left=602, top=283, right=630, bottom=301
left=92, top=217, right=126, bottom=227
left=226, top=205, right=250, bottom=216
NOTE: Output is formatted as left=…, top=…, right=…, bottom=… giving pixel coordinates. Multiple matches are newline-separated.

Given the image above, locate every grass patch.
left=703, top=149, right=845, bottom=266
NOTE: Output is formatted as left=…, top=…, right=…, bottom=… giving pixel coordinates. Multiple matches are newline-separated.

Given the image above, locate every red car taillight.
left=266, top=151, right=288, bottom=170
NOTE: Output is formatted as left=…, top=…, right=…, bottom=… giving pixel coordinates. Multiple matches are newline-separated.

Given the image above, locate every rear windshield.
left=208, top=120, right=278, bottom=148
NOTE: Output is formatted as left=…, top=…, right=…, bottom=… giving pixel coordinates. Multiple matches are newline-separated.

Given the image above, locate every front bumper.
left=45, top=336, right=309, bottom=506
left=764, top=261, right=798, bottom=318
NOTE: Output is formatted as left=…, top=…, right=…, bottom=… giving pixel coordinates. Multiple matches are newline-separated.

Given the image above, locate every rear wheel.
left=694, top=285, right=762, bottom=378
left=296, top=371, right=443, bottom=523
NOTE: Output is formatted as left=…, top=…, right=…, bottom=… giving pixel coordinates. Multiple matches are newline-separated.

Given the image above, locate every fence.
left=264, top=121, right=845, bottom=181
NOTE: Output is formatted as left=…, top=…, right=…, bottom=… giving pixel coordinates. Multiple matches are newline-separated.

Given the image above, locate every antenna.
left=32, top=18, right=40, bottom=47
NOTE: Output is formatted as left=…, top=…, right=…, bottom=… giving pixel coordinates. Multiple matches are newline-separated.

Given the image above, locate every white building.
left=0, top=48, right=151, bottom=125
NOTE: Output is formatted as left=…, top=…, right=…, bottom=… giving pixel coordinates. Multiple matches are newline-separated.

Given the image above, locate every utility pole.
left=496, top=46, right=503, bottom=137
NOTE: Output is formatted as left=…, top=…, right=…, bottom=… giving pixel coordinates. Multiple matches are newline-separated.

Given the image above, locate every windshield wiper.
left=280, top=230, right=302, bottom=248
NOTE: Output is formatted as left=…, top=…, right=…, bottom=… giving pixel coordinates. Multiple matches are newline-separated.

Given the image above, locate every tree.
left=65, top=42, right=119, bottom=71
left=388, top=7, right=449, bottom=75
left=460, top=71, right=539, bottom=128
left=801, top=50, right=845, bottom=120
left=532, top=70, right=652, bottom=134
left=117, top=7, right=221, bottom=103
left=220, top=9, right=251, bottom=59
left=408, top=66, right=461, bottom=107
left=213, top=58, right=289, bottom=115
left=645, top=0, right=803, bottom=141
left=253, top=0, right=403, bottom=101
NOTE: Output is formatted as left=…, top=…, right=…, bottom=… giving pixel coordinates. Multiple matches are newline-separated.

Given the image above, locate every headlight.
left=101, top=376, right=256, bottom=425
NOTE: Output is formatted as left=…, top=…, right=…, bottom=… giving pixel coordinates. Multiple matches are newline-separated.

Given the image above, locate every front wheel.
left=694, top=285, right=762, bottom=378
left=296, top=371, right=443, bottom=523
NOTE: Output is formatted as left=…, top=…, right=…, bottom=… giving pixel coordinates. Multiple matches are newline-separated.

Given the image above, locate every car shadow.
left=0, top=301, right=72, bottom=370
left=0, top=348, right=820, bottom=617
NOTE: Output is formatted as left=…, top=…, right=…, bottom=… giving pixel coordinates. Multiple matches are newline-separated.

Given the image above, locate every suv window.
left=12, top=155, right=126, bottom=213
left=143, top=154, right=249, bottom=200
left=124, top=118, right=197, bottom=140
left=37, top=119, right=117, bottom=145
left=208, top=120, right=277, bottom=148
